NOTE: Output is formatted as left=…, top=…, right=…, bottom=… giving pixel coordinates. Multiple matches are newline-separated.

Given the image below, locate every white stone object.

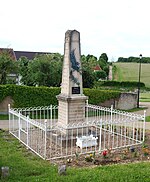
left=76, top=135, right=98, bottom=149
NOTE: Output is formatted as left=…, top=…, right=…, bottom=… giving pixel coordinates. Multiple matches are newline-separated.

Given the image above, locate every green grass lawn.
left=0, top=130, right=150, bottom=181
left=146, top=116, right=150, bottom=122
left=0, top=114, right=9, bottom=120
left=113, top=63, right=150, bottom=88
left=140, top=92, right=150, bottom=102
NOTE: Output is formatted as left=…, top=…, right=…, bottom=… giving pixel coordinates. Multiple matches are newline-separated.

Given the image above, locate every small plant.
left=102, top=150, right=108, bottom=158
left=85, top=155, right=93, bottom=162
left=121, top=154, right=127, bottom=160
left=92, top=151, right=96, bottom=163
left=75, top=152, right=79, bottom=164
left=133, top=151, right=138, bottom=158
left=143, top=148, right=150, bottom=157
left=75, top=152, right=79, bottom=159
left=93, top=151, right=96, bottom=159
left=142, top=142, right=148, bottom=149
left=121, top=148, right=129, bottom=160
left=85, top=152, right=96, bottom=162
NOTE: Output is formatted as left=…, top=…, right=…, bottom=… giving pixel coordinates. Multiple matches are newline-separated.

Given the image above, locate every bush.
left=0, top=85, right=121, bottom=108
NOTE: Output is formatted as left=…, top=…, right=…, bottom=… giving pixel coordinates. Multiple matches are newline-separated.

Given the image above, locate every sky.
left=1, top=0, right=150, bottom=61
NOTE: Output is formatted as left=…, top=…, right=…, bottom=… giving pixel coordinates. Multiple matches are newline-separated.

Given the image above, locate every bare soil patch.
left=51, top=130, right=150, bottom=168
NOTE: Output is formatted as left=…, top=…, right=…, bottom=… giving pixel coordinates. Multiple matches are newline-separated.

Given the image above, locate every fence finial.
left=8, top=104, right=10, bottom=110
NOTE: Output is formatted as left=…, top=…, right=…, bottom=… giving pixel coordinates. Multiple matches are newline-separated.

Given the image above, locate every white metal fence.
left=9, top=104, right=146, bottom=160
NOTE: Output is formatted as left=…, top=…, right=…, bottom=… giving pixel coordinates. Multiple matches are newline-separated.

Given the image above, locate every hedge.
left=0, top=85, right=121, bottom=108
left=83, top=88, right=120, bottom=105
left=96, top=81, right=145, bottom=88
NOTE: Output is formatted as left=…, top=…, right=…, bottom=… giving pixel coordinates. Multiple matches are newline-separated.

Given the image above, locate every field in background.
left=113, top=63, right=150, bottom=88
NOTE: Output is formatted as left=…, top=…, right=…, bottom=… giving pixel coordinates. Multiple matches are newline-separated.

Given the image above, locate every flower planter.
left=76, top=135, right=98, bottom=149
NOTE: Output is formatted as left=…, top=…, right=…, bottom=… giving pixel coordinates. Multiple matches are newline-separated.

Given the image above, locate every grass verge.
left=146, top=116, right=150, bottom=122
left=0, top=115, right=9, bottom=120
left=0, top=130, right=150, bottom=181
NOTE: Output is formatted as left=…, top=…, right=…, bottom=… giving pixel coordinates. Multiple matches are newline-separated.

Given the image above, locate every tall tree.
left=18, top=56, right=32, bottom=85
left=81, top=55, right=95, bottom=88
left=0, top=50, right=18, bottom=84
left=94, top=70, right=107, bottom=80
left=99, top=53, right=108, bottom=62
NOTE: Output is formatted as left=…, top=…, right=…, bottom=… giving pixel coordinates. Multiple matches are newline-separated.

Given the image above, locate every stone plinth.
left=57, top=95, right=87, bottom=127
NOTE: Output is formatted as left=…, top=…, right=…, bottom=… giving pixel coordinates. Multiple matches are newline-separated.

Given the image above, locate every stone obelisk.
left=57, top=30, right=88, bottom=127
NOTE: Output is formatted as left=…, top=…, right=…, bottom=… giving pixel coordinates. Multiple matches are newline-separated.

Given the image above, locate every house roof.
left=0, top=48, right=52, bottom=61
left=93, top=65, right=102, bottom=71
left=14, top=51, right=51, bottom=60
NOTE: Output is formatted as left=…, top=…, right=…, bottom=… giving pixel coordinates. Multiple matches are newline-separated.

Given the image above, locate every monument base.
left=57, top=94, right=88, bottom=127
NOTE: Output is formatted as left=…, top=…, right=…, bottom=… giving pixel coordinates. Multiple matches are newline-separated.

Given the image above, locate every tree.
left=98, top=58, right=107, bottom=70
left=86, top=54, right=97, bottom=69
left=18, top=56, right=33, bottom=85
left=81, top=55, right=95, bottom=88
left=94, top=70, right=107, bottom=81
left=0, top=50, right=18, bottom=84
left=82, top=66, right=95, bottom=88
left=99, top=53, right=108, bottom=62
left=103, top=65, right=109, bottom=76
left=27, top=53, right=63, bottom=87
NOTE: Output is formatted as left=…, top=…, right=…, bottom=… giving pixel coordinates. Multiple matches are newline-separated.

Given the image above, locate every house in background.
left=0, top=48, right=16, bottom=60
left=0, top=48, right=52, bottom=61
left=93, top=64, right=102, bottom=72
left=0, top=48, right=17, bottom=84
left=14, top=50, right=51, bottom=60
left=0, top=48, right=51, bottom=84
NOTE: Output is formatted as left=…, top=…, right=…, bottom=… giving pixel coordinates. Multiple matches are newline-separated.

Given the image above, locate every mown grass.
left=0, top=114, right=9, bottom=120
left=113, top=63, right=150, bottom=88
left=146, top=116, right=150, bottom=122
left=140, top=92, right=150, bottom=102
left=126, top=107, right=148, bottom=112
left=0, top=130, right=150, bottom=181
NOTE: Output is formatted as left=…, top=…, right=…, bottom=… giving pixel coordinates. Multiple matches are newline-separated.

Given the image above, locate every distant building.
left=0, top=48, right=16, bottom=60
left=0, top=48, right=51, bottom=61
left=0, top=48, right=52, bottom=84
left=93, top=65, right=102, bottom=72
left=14, top=50, right=51, bottom=60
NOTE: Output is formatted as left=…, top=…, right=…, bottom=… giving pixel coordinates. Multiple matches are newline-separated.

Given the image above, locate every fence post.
left=86, top=100, right=88, bottom=123
left=18, top=111, right=21, bottom=140
left=143, top=110, right=146, bottom=142
left=27, top=115, right=29, bottom=148
left=50, top=105, right=52, bottom=128
left=44, top=119, right=47, bottom=160
left=99, top=119, right=102, bottom=152
left=8, top=104, right=10, bottom=132
left=111, top=105, right=113, bottom=132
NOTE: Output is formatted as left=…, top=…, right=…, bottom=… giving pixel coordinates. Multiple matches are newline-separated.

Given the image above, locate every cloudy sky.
left=0, top=0, right=150, bottom=61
